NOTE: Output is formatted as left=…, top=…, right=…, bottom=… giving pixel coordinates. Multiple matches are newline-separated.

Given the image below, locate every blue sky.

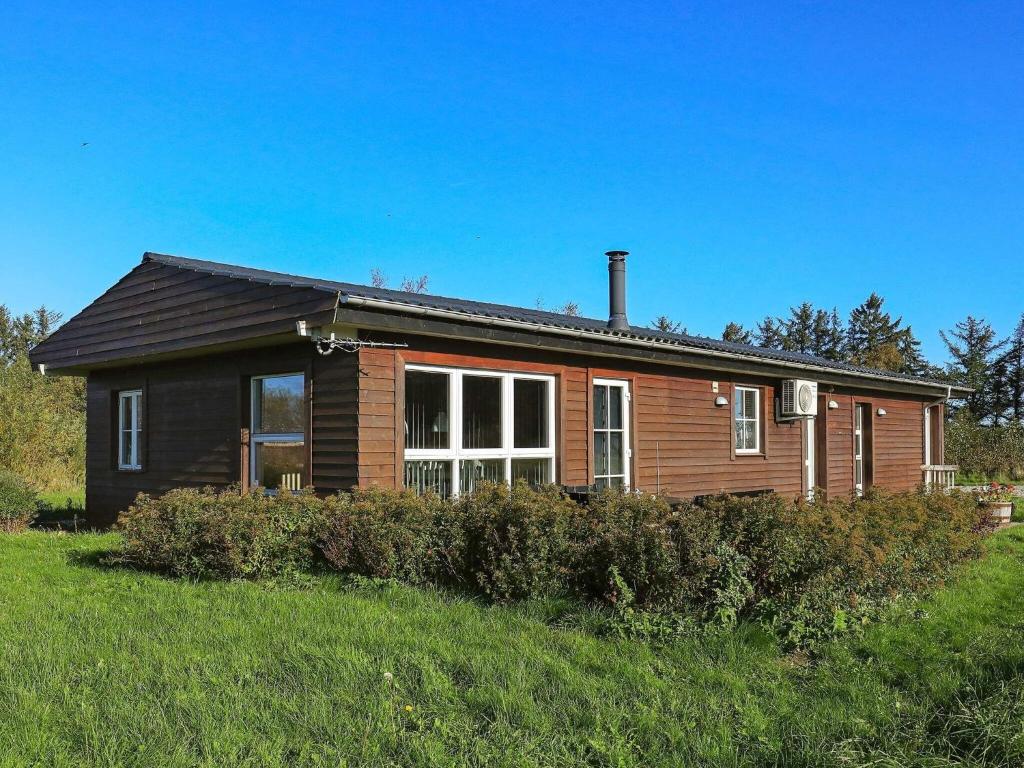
left=2, top=2, right=1021, bottom=362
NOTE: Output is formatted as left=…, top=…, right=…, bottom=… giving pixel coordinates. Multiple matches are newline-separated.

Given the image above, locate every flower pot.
left=983, top=500, right=1013, bottom=527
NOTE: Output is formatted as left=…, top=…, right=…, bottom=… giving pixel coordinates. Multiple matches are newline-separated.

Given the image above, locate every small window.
left=117, top=390, right=142, bottom=470
left=734, top=386, right=760, bottom=454
left=251, top=374, right=305, bottom=491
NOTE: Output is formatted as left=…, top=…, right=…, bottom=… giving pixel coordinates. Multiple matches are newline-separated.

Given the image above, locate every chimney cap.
left=605, top=250, right=629, bottom=259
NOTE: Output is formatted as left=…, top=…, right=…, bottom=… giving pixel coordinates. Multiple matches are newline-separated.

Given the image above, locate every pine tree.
left=896, top=326, right=930, bottom=377
left=940, top=315, right=1004, bottom=421
left=722, top=322, right=753, bottom=345
left=755, top=316, right=786, bottom=349
left=997, top=314, right=1024, bottom=422
left=781, top=302, right=816, bottom=354
left=846, top=293, right=922, bottom=372
left=650, top=316, right=686, bottom=334
left=811, top=308, right=846, bottom=361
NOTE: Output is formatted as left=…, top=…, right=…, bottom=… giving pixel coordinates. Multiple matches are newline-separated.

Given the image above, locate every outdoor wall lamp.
left=827, top=400, right=839, bottom=410
left=714, top=396, right=729, bottom=407
left=877, top=407, right=887, bottom=417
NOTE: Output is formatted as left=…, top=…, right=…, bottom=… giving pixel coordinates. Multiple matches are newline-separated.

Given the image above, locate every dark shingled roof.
left=144, top=252, right=953, bottom=390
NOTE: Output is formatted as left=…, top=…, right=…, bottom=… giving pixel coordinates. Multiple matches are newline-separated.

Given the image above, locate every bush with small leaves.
left=456, top=481, right=582, bottom=602
left=116, top=486, right=325, bottom=580
left=0, top=470, right=38, bottom=533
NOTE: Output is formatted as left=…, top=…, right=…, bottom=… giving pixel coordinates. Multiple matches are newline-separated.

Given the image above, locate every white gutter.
left=340, top=295, right=956, bottom=394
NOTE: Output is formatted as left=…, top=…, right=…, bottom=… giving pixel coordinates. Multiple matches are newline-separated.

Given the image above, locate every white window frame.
left=593, top=378, right=631, bottom=489
left=250, top=373, right=306, bottom=490
left=117, top=389, right=142, bottom=471
left=403, top=364, right=557, bottom=494
left=923, top=405, right=932, bottom=465
left=734, top=385, right=761, bottom=454
left=854, top=404, right=865, bottom=496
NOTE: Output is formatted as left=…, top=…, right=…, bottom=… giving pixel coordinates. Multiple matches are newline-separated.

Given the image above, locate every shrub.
left=0, top=470, right=38, bottom=533
left=575, top=490, right=686, bottom=610
left=318, top=487, right=446, bottom=584
left=112, top=480, right=992, bottom=650
left=456, top=481, right=582, bottom=602
left=116, top=486, right=324, bottom=580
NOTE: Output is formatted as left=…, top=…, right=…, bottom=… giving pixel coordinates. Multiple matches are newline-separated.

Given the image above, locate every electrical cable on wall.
left=314, top=336, right=409, bottom=355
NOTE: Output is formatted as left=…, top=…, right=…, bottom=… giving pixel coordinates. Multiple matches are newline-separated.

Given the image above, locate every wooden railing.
left=922, top=464, right=958, bottom=490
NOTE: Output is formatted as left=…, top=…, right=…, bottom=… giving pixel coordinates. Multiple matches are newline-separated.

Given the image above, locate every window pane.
left=734, top=417, right=744, bottom=450
left=743, top=421, right=756, bottom=451
left=405, top=371, right=450, bottom=450
left=254, top=375, right=304, bottom=434
left=404, top=460, right=452, bottom=498
left=594, top=432, right=609, bottom=476
left=609, top=433, right=624, bottom=475
left=744, top=389, right=757, bottom=418
left=121, top=394, right=134, bottom=432
left=459, top=458, right=506, bottom=494
left=462, top=375, right=502, bottom=449
left=594, top=385, right=608, bottom=429
left=608, top=387, right=623, bottom=429
left=734, top=393, right=744, bottom=421
left=120, top=429, right=134, bottom=467
left=254, top=442, right=304, bottom=490
left=512, top=458, right=550, bottom=485
left=514, top=379, right=549, bottom=449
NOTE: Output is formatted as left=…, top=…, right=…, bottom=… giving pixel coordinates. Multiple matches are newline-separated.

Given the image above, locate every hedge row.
left=115, top=483, right=993, bottom=648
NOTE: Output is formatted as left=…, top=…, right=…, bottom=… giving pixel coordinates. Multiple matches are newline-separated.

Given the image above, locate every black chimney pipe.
left=606, top=250, right=629, bottom=330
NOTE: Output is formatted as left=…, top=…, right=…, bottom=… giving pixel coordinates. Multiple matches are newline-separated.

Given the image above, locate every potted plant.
left=979, top=482, right=1016, bottom=527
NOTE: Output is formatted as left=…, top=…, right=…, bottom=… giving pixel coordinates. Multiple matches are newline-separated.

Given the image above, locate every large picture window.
left=117, top=389, right=142, bottom=470
left=404, top=366, right=556, bottom=497
left=251, top=373, right=305, bottom=491
left=734, top=386, right=761, bottom=454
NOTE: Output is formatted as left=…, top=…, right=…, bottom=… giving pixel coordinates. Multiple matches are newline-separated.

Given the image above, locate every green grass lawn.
left=2, top=530, right=1023, bottom=768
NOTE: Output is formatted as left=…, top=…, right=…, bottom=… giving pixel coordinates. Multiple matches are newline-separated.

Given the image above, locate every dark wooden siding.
left=311, top=351, right=360, bottom=492
left=826, top=394, right=856, bottom=496
left=31, top=259, right=338, bottom=371
left=85, top=343, right=358, bottom=525
left=357, top=347, right=402, bottom=488
left=83, top=329, right=936, bottom=525
left=354, top=333, right=936, bottom=500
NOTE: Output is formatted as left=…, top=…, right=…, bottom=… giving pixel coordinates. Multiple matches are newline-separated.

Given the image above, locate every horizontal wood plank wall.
left=357, top=346, right=399, bottom=488
left=31, top=260, right=338, bottom=370
left=633, top=373, right=803, bottom=498
left=821, top=390, right=929, bottom=493
left=367, top=334, right=818, bottom=499
left=85, top=342, right=359, bottom=526
left=870, top=394, right=927, bottom=490
left=562, top=368, right=589, bottom=485
left=311, top=350, right=360, bottom=493
left=825, top=394, right=855, bottom=496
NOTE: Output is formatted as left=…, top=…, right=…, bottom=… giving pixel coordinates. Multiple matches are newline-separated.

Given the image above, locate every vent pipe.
left=606, top=250, right=629, bottom=331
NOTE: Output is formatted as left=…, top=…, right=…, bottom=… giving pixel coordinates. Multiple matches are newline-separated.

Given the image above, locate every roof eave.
left=339, top=295, right=956, bottom=396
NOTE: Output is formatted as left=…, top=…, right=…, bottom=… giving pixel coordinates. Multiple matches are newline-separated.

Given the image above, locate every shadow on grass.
left=64, top=546, right=139, bottom=574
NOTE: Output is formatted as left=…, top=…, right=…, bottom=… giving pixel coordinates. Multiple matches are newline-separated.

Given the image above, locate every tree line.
left=0, top=305, right=85, bottom=492
left=652, top=296, right=1024, bottom=428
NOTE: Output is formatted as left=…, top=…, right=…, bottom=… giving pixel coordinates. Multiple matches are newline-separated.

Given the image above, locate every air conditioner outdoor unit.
left=780, top=379, right=818, bottom=417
